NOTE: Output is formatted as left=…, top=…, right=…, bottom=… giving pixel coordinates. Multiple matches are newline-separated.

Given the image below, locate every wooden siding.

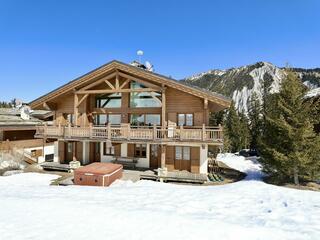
left=165, top=146, right=175, bottom=171
left=127, top=143, right=135, bottom=158
left=190, top=147, right=200, bottom=173
left=58, top=141, right=65, bottom=163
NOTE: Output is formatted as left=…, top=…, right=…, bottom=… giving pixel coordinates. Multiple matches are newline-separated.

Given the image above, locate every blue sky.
left=0, top=0, right=319, bottom=102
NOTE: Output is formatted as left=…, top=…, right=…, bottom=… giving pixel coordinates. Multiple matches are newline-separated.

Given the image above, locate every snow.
left=0, top=158, right=320, bottom=240
left=305, top=87, right=320, bottom=98
left=217, top=153, right=264, bottom=180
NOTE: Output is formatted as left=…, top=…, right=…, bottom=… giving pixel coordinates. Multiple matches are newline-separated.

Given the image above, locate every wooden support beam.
left=115, top=71, right=120, bottom=89
left=76, top=94, right=89, bottom=108
left=119, top=78, right=131, bottom=89
left=104, top=79, right=115, bottom=90
left=78, top=72, right=117, bottom=91
left=76, top=88, right=157, bottom=95
left=150, top=92, right=162, bottom=106
left=74, top=93, right=79, bottom=126
left=43, top=102, right=57, bottom=111
left=118, top=72, right=162, bottom=91
left=161, top=87, right=166, bottom=129
left=160, top=145, right=166, bottom=169
left=204, top=98, right=208, bottom=109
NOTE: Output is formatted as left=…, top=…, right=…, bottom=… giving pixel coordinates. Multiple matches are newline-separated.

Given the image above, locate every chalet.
left=0, top=107, right=54, bottom=162
left=30, top=60, right=230, bottom=174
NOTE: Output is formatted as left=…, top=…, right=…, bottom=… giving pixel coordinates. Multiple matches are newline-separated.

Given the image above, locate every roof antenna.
left=137, top=50, right=144, bottom=63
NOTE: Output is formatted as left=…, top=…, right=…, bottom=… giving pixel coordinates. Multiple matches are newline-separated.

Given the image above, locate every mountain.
left=183, top=62, right=320, bottom=112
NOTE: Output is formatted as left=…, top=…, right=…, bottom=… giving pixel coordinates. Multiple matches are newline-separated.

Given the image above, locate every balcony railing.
left=35, top=124, right=223, bottom=143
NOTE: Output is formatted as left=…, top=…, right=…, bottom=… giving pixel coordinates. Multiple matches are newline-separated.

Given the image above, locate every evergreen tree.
left=223, top=102, right=242, bottom=152
left=239, top=110, right=251, bottom=149
left=248, top=92, right=263, bottom=150
left=260, top=71, right=319, bottom=184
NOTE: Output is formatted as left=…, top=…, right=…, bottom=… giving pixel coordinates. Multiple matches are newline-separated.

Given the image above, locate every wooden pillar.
left=160, top=144, right=166, bottom=169
left=74, top=93, right=79, bottom=126
left=161, top=87, right=166, bottom=129
left=204, top=98, right=209, bottom=126
left=72, top=141, right=77, bottom=161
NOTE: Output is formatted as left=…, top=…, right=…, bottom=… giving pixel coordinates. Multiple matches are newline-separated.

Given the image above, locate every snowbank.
left=0, top=172, right=58, bottom=186
left=217, top=153, right=265, bottom=180
left=0, top=166, right=319, bottom=239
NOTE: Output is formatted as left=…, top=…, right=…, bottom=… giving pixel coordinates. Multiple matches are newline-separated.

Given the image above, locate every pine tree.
left=239, top=110, right=251, bottom=149
left=260, top=70, right=319, bottom=185
left=248, top=92, right=263, bottom=150
left=223, top=102, right=242, bottom=152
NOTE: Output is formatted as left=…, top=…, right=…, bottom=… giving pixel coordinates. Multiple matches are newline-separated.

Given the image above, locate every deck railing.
left=36, top=124, right=223, bottom=143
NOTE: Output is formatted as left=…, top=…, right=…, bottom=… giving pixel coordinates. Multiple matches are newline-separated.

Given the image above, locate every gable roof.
left=29, top=60, right=231, bottom=109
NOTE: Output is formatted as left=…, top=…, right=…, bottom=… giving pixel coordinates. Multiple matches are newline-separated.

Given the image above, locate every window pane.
left=175, top=146, right=182, bottom=160
left=141, top=144, right=147, bottom=157
left=183, top=147, right=190, bottom=160
left=178, top=114, right=185, bottom=126
left=145, top=114, right=161, bottom=126
left=96, top=93, right=121, bottom=108
left=108, top=114, right=121, bottom=124
left=130, top=114, right=145, bottom=126
left=94, top=114, right=108, bottom=126
left=186, top=114, right=193, bottom=126
left=130, top=82, right=161, bottom=108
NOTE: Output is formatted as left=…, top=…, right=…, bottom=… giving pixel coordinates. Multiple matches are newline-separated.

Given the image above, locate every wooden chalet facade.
left=30, top=60, right=230, bottom=174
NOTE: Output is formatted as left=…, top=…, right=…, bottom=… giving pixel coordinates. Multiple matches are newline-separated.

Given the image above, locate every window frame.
left=175, top=146, right=191, bottom=161
left=103, top=142, right=115, bottom=156
left=134, top=144, right=147, bottom=158
left=130, top=114, right=161, bottom=126
left=177, top=113, right=194, bottom=126
left=94, top=114, right=121, bottom=126
left=95, top=93, right=122, bottom=108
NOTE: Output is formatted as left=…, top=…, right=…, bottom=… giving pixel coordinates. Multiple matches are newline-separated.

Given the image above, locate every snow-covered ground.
left=0, top=155, right=320, bottom=240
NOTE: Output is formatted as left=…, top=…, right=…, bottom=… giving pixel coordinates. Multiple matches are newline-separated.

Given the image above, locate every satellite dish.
left=145, top=61, right=154, bottom=72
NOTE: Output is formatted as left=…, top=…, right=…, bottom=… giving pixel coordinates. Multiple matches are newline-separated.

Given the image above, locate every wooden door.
left=64, top=142, right=73, bottom=163
left=150, top=144, right=160, bottom=169
left=90, top=142, right=101, bottom=163
left=174, top=146, right=191, bottom=172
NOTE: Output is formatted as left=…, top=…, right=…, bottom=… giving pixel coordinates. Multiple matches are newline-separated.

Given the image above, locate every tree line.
left=217, top=70, right=320, bottom=185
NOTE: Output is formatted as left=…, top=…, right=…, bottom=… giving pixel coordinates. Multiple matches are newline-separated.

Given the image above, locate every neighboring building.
left=0, top=106, right=54, bottom=162
left=30, top=60, right=230, bottom=174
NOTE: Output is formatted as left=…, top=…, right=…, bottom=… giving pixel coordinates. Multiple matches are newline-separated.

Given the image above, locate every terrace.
left=35, top=123, right=223, bottom=144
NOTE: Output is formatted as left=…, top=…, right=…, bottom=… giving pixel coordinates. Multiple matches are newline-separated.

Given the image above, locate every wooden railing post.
left=58, top=123, right=61, bottom=136
left=179, top=125, right=183, bottom=140
left=153, top=124, right=157, bottom=140
left=219, top=124, right=222, bottom=140
left=68, top=123, right=71, bottom=138
left=127, top=123, right=131, bottom=140
left=89, top=123, right=93, bottom=138
left=107, top=123, right=111, bottom=140
left=202, top=124, right=206, bottom=141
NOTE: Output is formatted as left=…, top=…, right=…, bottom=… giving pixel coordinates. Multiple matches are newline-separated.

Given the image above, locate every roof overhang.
left=29, top=60, right=231, bottom=109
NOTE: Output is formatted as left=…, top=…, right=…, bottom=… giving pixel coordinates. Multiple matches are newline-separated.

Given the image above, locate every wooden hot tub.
left=74, top=162, right=123, bottom=187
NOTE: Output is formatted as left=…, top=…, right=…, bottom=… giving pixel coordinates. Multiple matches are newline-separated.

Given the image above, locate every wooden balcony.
left=35, top=124, right=223, bottom=144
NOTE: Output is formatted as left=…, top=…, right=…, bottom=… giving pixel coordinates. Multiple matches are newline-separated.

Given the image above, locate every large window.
left=64, top=113, right=74, bottom=125
left=130, top=82, right=161, bottom=108
left=94, top=114, right=121, bottom=125
left=130, top=114, right=160, bottom=126
left=103, top=143, right=115, bottom=156
left=96, top=93, right=121, bottom=108
left=178, top=113, right=193, bottom=126
left=134, top=144, right=147, bottom=158
left=175, top=146, right=191, bottom=160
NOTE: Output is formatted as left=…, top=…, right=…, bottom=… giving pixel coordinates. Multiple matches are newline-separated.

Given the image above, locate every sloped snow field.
left=0, top=155, right=320, bottom=240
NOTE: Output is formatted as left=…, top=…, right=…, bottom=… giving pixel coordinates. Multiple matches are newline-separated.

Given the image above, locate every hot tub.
left=74, top=162, right=123, bottom=187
